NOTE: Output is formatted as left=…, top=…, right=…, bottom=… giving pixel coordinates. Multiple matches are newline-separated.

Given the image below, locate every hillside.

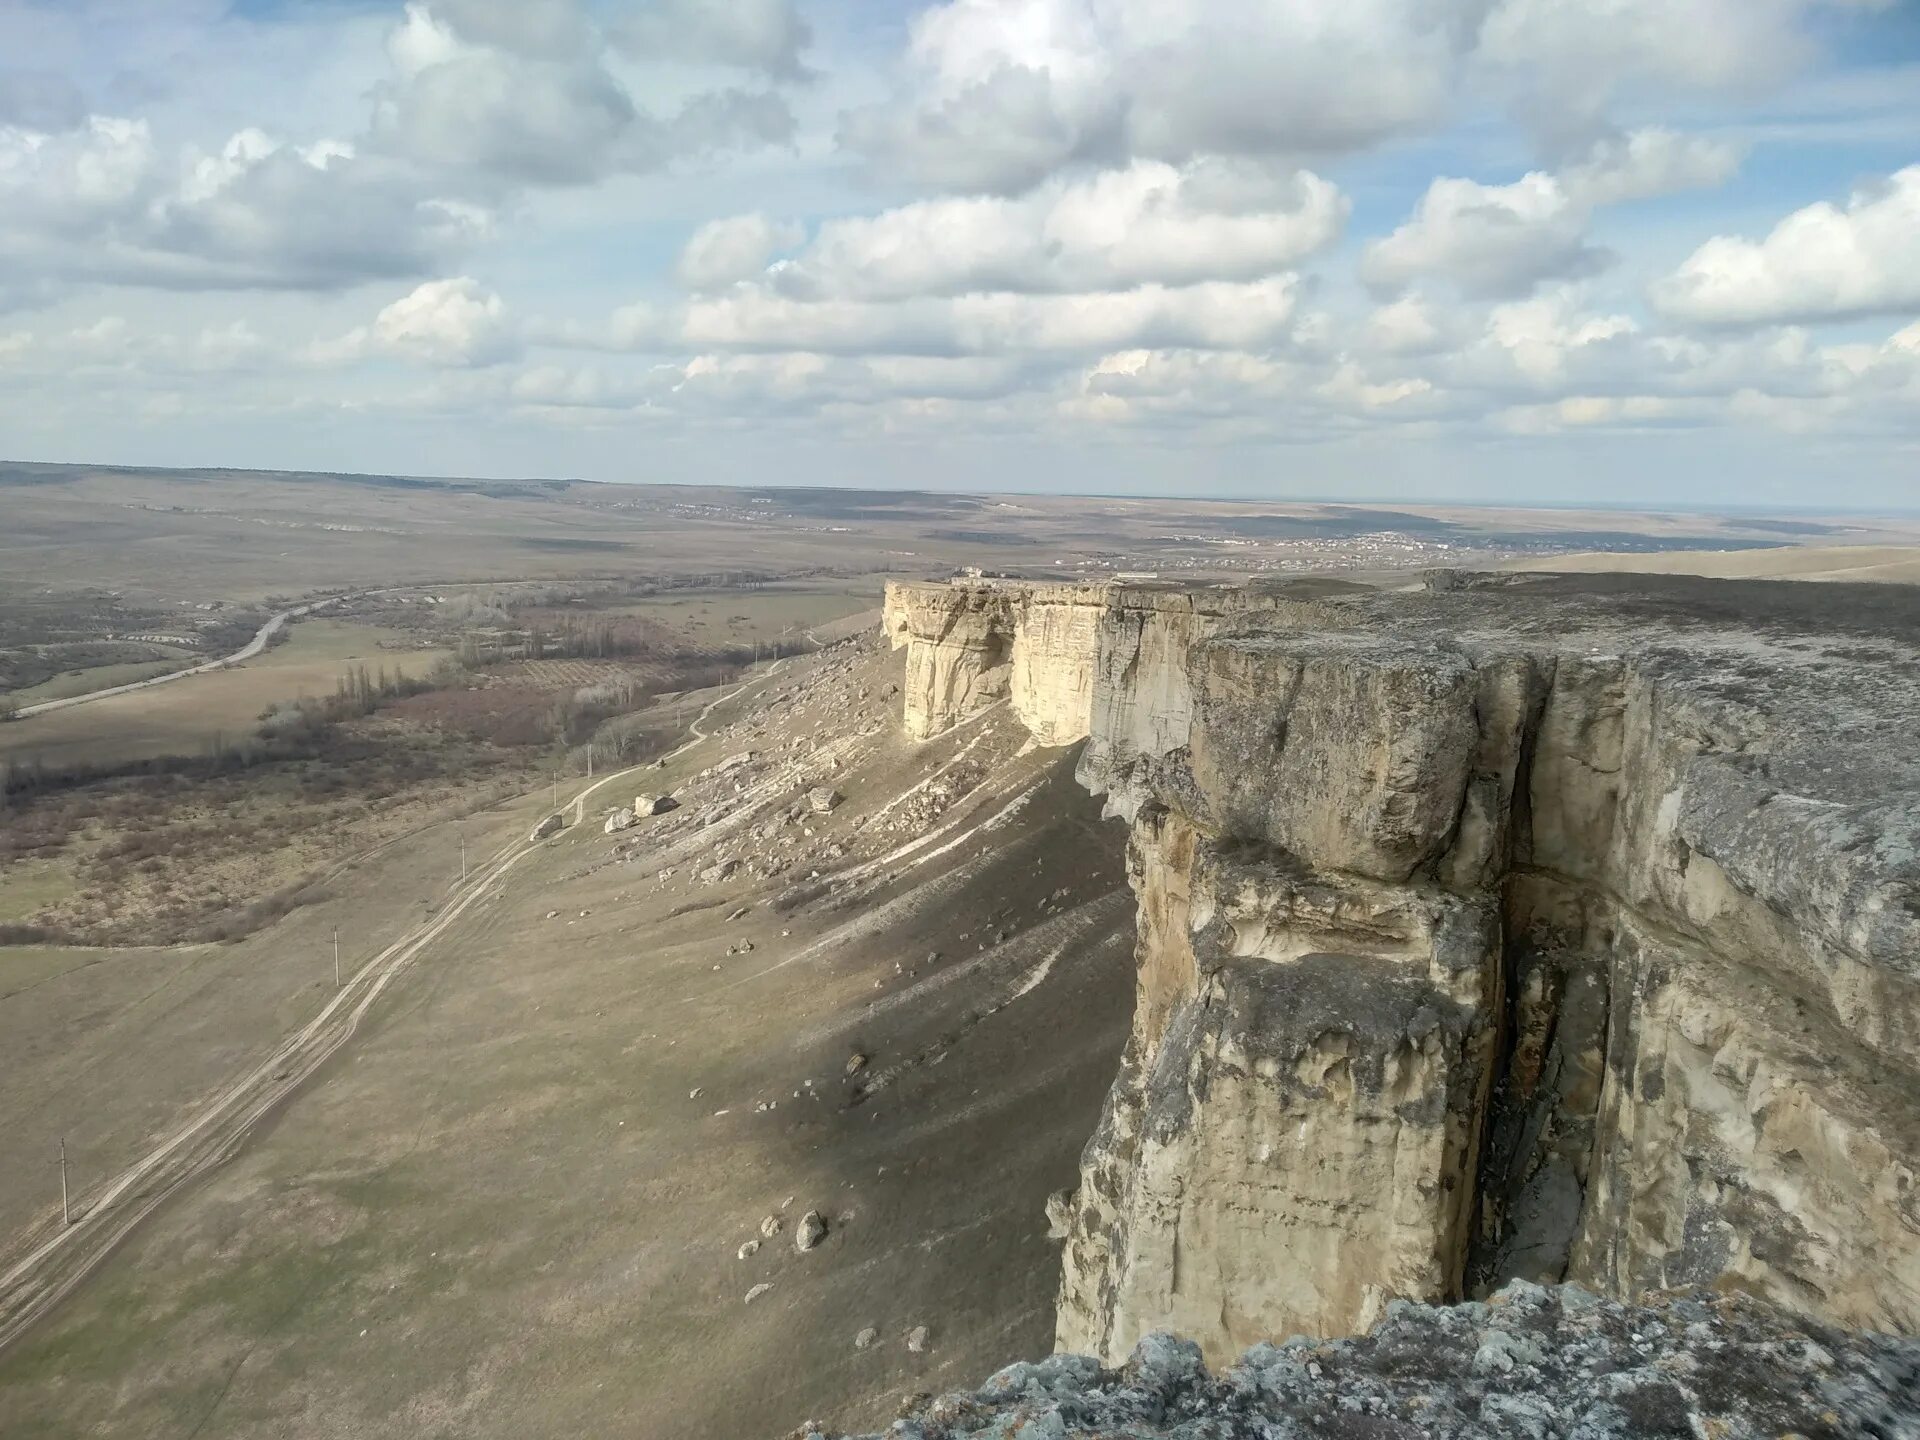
left=0, top=635, right=1132, bottom=1437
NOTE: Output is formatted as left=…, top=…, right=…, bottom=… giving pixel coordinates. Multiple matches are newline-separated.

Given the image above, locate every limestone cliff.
left=886, top=572, right=1920, bottom=1367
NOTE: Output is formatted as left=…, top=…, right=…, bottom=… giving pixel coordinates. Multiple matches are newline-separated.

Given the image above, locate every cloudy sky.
left=2, top=0, right=1918, bottom=507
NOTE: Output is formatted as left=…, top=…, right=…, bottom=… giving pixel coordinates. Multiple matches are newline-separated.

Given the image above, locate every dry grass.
left=0, top=619, right=448, bottom=770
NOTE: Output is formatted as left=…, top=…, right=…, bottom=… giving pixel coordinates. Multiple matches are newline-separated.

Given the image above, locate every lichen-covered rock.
left=811, top=1285, right=1920, bottom=1440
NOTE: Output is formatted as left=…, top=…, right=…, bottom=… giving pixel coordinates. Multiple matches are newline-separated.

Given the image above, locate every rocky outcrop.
left=809, top=1282, right=1920, bottom=1439
left=884, top=581, right=1106, bottom=744
left=886, top=573, right=1920, bottom=1367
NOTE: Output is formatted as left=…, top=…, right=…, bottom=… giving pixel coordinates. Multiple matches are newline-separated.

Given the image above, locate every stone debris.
left=795, top=1209, right=827, bottom=1252
left=853, top=1327, right=877, bottom=1350
left=844, top=1052, right=868, bottom=1078
left=906, top=1325, right=930, bottom=1354
left=811, top=1285, right=1920, bottom=1439
left=736, top=1239, right=760, bottom=1260
left=759, top=1215, right=783, bottom=1240
left=743, top=1283, right=772, bottom=1305
left=808, top=787, right=843, bottom=815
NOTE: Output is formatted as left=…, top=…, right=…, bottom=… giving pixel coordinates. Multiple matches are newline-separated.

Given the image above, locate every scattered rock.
left=845, top=1052, right=869, bottom=1078
left=697, top=859, right=739, bottom=885
left=603, top=807, right=637, bottom=835
left=688, top=1088, right=702, bottom=1100
left=808, top=787, right=843, bottom=815
left=743, top=1283, right=772, bottom=1305
left=760, top=1215, right=783, bottom=1240
left=737, top=1239, right=760, bottom=1260
left=854, top=1327, right=878, bottom=1350
left=906, top=1325, right=930, bottom=1353
left=795, top=1209, right=827, bottom=1252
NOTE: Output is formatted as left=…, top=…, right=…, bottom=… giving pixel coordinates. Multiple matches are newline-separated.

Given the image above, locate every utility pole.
left=333, top=928, right=341, bottom=988
left=59, top=1139, right=70, bottom=1226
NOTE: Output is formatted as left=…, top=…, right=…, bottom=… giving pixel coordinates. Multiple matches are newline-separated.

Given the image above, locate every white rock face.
left=883, top=581, right=1107, bottom=744
left=887, top=574, right=1920, bottom=1366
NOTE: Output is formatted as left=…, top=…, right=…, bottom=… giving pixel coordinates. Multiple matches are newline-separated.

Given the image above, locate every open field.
left=1506, top=542, right=1920, bottom=584
left=9, top=657, right=196, bottom=706
left=591, top=578, right=883, bottom=649
left=0, top=620, right=447, bottom=771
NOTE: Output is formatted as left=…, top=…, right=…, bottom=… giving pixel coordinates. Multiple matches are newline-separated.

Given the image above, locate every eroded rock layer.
left=885, top=573, right=1920, bottom=1366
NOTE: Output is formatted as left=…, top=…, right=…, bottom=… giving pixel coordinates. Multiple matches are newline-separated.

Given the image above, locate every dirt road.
left=0, top=658, right=792, bottom=1357
left=13, top=598, right=347, bottom=720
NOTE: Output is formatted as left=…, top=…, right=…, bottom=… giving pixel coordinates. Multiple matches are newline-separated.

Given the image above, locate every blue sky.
left=0, top=0, right=1917, bottom=508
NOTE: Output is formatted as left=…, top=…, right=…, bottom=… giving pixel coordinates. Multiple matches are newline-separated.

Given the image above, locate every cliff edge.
left=883, top=572, right=1920, bottom=1367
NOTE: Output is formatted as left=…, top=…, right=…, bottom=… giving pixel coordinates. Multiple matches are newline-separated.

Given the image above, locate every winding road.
left=13, top=597, right=344, bottom=720
left=0, top=656, right=794, bottom=1357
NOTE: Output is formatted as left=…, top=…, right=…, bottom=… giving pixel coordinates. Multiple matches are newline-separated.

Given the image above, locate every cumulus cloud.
left=840, top=0, right=1453, bottom=192
left=1651, top=165, right=1920, bottom=326
left=1560, top=128, right=1744, bottom=207
left=676, top=213, right=805, bottom=291
left=611, top=0, right=813, bottom=79
left=679, top=277, right=1305, bottom=357
left=0, top=118, right=491, bottom=290
left=840, top=0, right=1847, bottom=194
left=372, top=1, right=796, bottom=186
left=1363, top=127, right=1740, bottom=298
left=764, top=161, right=1343, bottom=302
left=1362, top=172, right=1607, bottom=299
left=372, top=277, right=520, bottom=365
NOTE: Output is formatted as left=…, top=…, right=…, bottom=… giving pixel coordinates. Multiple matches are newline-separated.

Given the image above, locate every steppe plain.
left=1, top=462, right=1917, bottom=1437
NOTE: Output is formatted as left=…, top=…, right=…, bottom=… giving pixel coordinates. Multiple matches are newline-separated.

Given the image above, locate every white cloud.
left=0, top=117, right=491, bottom=290
left=767, top=161, right=1344, bottom=302
left=1560, top=128, right=1744, bottom=206
left=840, top=0, right=1455, bottom=192
left=1362, top=172, right=1605, bottom=299
left=428, top=0, right=593, bottom=60
left=840, top=0, right=1850, bottom=194
left=1652, top=165, right=1920, bottom=326
left=372, top=277, right=519, bottom=366
left=676, top=212, right=805, bottom=291
left=611, top=0, right=813, bottom=79
left=1363, top=126, right=1741, bottom=299
left=679, top=277, right=1304, bottom=356
left=371, top=2, right=796, bottom=186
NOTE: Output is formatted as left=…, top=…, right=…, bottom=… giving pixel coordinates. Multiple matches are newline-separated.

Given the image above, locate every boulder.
left=795, top=1209, right=828, bottom=1253
left=604, top=807, right=636, bottom=835
left=529, top=813, right=565, bottom=841
left=808, top=787, right=843, bottom=815
left=635, top=793, right=678, bottom=817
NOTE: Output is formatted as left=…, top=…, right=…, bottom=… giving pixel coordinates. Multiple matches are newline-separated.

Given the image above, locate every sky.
left=1, top=0, right=1918, bottom=508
